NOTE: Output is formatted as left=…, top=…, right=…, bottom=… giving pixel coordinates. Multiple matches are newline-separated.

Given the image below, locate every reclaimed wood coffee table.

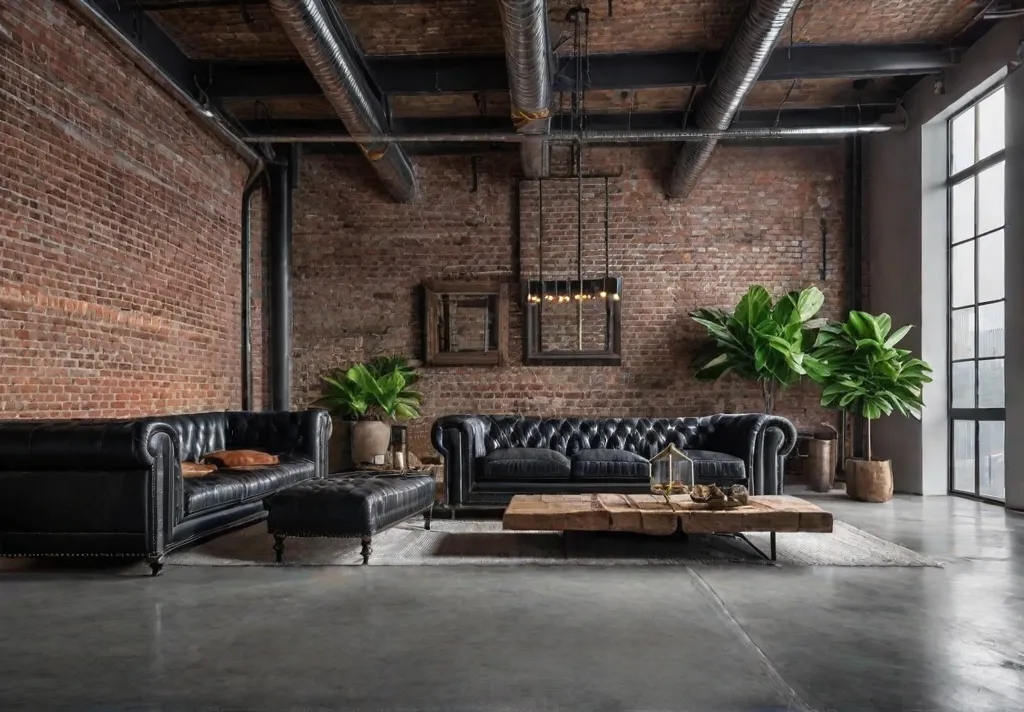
left=502, top=493, right=834, bottom=561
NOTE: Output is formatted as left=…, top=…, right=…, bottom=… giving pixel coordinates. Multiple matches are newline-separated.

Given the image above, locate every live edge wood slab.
left=502, top=494, right=834, bottom=537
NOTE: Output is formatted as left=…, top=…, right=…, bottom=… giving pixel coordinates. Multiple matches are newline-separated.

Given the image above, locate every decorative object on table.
left=691, top=285, right=829, bottom=413
left=687, top=484, right=749, bottom=509
left=650, top=443, right=694, bottom=503
left=424, top=280, right=509, bottom=366
left=811, top=311, right=933, bottom=503
left=314, top=356, right=423, bottom=469
left=390, top=425, right=408, bottom=470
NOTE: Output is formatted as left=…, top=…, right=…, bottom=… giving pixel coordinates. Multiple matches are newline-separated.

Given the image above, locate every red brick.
left=289, top=145, right=847, bottom=457
left=0, top=0, right=262, bottom=418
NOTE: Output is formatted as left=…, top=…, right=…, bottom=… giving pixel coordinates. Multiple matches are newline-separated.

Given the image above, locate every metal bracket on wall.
left=820, top=215, right=828, bottom=282
left=470, top=155, right=479, bottom=192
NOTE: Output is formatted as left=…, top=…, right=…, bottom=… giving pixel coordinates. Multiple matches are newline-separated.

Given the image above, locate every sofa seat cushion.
left=685, top=450, right=746, bottom=482
left=571, top=449, right=651, bottom=481
left=184, top=455, right=315, bottom=516
left=480, top=448, right=571, bottom=480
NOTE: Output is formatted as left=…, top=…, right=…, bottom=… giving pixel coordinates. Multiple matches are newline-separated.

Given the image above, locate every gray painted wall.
left=864, top=19, right=1021, bottom=508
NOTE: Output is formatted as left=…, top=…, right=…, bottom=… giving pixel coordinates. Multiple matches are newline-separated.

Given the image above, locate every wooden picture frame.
left=423, top=280, right=509, bottom=367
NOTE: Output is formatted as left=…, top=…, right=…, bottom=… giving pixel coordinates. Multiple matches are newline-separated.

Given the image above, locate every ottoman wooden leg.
left=424, top=506, right=433, bottom=531
left=360, top=536, right=372, bottom=565
left=146, top=554, right=165, bottom=577
left=273, top=534, right=286, bottom=563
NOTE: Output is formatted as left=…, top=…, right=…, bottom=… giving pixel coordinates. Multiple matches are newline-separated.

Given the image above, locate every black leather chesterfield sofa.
left=432, top=414, right=797, bottom=509
left=0, top=410, right=330, bottom=574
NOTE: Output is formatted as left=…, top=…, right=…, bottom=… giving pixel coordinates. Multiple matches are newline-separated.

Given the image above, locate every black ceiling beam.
left=122, top=0, right=431, bottom=9
left=240, top=105, right=897, bottom=137
left=91, top=0, right=196, bottom=95
left=204, top=44, right=956, bottom=100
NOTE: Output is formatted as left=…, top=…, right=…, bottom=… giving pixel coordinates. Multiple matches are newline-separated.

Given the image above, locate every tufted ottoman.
left=264, top=472, right=435, bottom=564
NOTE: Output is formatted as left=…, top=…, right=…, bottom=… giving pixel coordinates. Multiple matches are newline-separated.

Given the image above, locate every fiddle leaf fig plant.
left=812, top=311, right=933, bottom=461
left=691, top=285, right=829, bottom=413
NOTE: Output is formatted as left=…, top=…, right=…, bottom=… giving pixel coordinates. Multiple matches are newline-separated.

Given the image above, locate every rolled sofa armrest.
left=0, top=418, right=179, bottom=557
left=432, top=415, right=489, bottom=506
left=0, top=419, right=177, bottom=471
left=759, top=419, right=797, bottom=495
left=224, top=409, right=333, bottom=477
left=700, top=413, right=798, bottom=495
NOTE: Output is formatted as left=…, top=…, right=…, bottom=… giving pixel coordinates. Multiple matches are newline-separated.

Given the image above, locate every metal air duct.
left=666, top=0, right=801, bottom=199
left=496, top=0, right=553, bottom=178
left=269, top=0, right=417, bottom=202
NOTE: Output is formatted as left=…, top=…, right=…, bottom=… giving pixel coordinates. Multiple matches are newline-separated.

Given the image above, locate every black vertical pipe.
left=268, top=154, right=293, bottom=412
left=852, top=134, right=865, bottom=458
left=240, top=173, right=262, bottom=412
left=844, top=134, right=866, bottom=460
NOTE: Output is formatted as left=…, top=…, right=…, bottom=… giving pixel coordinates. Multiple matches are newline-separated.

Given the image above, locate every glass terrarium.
left=650, top=443, right=695, bottom=502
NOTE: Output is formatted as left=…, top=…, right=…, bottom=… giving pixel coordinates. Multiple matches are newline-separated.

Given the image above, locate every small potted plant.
left=316, top=357, right=423, bottom=469
left=691, top=285, right=829, bottom=413
left=812, top=311, right=933, bottom=502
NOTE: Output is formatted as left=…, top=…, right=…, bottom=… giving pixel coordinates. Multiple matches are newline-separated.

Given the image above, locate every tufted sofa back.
left=481, top=416, right=712, bottom=459
left=139, top=411, right=319, bottom=462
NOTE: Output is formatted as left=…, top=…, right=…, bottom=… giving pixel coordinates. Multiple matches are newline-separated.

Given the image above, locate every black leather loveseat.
left=0, top=410, right=330, bottom=574
left=432, top=414, right=797, bottom=509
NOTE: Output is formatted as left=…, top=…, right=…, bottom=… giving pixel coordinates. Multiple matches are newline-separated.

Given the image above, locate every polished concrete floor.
left=1, top=490, right=1022, bottom=712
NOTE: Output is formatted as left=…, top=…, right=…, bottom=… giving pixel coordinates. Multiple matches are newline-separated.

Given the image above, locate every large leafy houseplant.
left=317, top=357, right=423, bottom=421
left=690, top=285, right=828, bottom=413
left=315, top=357, right=423, bottom=468
left=812, top=311, right=932, bottom=462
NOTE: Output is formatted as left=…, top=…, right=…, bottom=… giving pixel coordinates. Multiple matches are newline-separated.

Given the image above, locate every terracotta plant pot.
left=329, top=418, right=354, bottom=473
left=351, top=420, right=392, bottom=467
left=844, top=458, right=893, bottom=503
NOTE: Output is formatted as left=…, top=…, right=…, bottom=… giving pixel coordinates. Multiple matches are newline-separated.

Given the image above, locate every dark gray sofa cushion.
left=481, top=448, right=571, bottom=480
left=184, top=455, right=315, bottom=516
left=685, top=450, right=746, bottom=482
left=571, top=449, right=651, bottom=481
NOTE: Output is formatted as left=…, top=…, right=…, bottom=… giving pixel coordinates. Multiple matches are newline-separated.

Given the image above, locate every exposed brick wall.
left=291, top=145, right=846, bottom=457
left=0, top=0, right=255, bottom=418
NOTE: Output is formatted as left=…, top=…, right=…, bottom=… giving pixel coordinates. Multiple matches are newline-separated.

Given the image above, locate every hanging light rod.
left=241, top=124, right=896, bottom=144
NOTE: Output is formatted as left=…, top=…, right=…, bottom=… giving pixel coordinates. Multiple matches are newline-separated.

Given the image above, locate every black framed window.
left=947, top=84, right=1006, bottom=502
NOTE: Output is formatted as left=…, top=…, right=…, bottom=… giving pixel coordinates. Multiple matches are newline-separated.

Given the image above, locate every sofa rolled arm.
left=700, top=413, right=797, bottom=495
left=758, top=417, right=798, bottom=495
left=0, top=419, right=178, bottom=471
left=432, top=415, right=489, bottom=506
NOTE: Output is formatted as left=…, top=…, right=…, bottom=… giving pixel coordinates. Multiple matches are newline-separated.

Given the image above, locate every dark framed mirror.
left=423, top=280, right=509, bottom=366
left=524, top=276, right=622, bottom=366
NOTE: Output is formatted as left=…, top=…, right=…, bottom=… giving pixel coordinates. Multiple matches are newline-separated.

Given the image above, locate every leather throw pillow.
left=181, top=461, right=217, bottom=478
left=202, top=449, right=279, bottom=468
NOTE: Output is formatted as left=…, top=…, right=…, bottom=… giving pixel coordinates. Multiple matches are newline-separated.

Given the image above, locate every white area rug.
left=169, top=519, right=941, bottom=568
